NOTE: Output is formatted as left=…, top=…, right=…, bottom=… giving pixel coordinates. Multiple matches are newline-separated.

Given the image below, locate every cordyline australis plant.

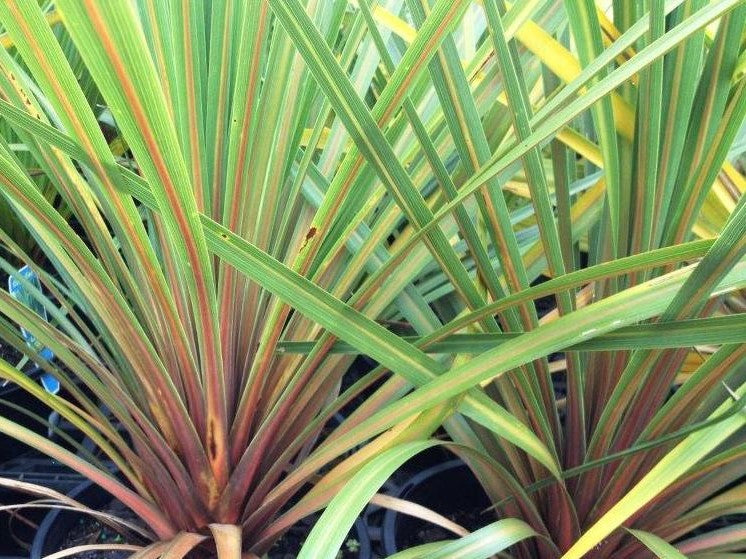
left=0, top=0, right=744, bottom=557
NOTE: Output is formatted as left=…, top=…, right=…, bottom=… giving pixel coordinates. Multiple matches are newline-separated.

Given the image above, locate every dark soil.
left=58, top=499, right=144, bottom=559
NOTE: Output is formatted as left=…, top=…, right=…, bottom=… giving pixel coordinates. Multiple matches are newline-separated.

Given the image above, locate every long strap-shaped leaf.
left=297, top=440, right=437, bottom=559
left=629, top=0, right=665, bottom=257
left=266, top=0, right=491, bottom=311
left=406, top=0, right=560, bottom=459
left=483, top=0, right=587, bottom=470
left=208, top=211, right=559, bottom=514
left=205, top=208, right=745, bottom=512
left=387, top=519, right=547, bottom=559
left=405, top=0, right=741, bottom=250
left=277, top=314, right=746, bottom=353
left=297, top=441, right=544, bottom=559
left=0, top=2, right=202, bottom=429
left=589, top=195, right=746, bottom=458
left=0, top=407, right=174, bottom=539
left=0, top=89, right=553, bottom=481
left=561, top=379, right=746, bottom=559
left=251, top=255, right=745, bottom=520
left=55, top=0, right=228, bottom=492
left=564, top=0, right=623, bottom=253
left=627, top=528, right=688, bottom=559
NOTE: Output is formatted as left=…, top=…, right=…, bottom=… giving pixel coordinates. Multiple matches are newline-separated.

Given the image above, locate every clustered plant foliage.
left=0, top=0, right=744, bottom=558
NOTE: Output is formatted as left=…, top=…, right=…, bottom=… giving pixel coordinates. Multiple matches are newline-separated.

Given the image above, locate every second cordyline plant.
left=0, top=0, right=744, bottom=558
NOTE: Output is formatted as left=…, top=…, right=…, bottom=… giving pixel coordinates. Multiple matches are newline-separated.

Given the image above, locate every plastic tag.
left=7, top=265, right=59, bottom=394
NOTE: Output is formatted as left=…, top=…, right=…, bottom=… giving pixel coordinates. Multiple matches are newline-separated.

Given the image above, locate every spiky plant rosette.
left=0, top=1, right=744, bottom=558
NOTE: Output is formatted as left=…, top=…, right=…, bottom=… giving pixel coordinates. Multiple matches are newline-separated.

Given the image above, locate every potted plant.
left=304, top=1, right=746, bottom=557
left=0, top=1, right=743, bottom=558
left=0, top=0, right=452, bottom=555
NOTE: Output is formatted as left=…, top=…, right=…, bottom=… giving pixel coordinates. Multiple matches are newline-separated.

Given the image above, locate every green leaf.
left=205, top=219, right=560, bottom=477
left=298, top=440, right=438, bottom=559
left=387, top=518, right=541, bottom=559
left=562, top=382, right=746, bottom=558
left=627, top=529, right=688, bottom=559
left=277, top=314, right=746, bottom=354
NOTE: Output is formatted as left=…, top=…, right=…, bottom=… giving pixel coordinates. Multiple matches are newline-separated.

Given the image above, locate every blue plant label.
left=40, top=372, right=60, bottom=394
left=7, top=265, right=59, bottom=394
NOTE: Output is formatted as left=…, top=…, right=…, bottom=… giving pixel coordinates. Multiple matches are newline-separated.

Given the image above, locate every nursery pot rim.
left=381, top=458, right=485, bottom=556
left=31, top=478, right=374, bottom=559
left=30, top=479, right=104, bottom=559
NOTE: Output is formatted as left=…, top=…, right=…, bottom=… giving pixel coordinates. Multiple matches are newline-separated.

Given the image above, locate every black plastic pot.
left=344, top=517, right=373, bottom=559
left=381, top=459, right=491, bottom=555
left=31, top=479, right=373, bottom=559
left=30, top=480, right=114, bottom=559
left=0, top=452, right=86, bottom=495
